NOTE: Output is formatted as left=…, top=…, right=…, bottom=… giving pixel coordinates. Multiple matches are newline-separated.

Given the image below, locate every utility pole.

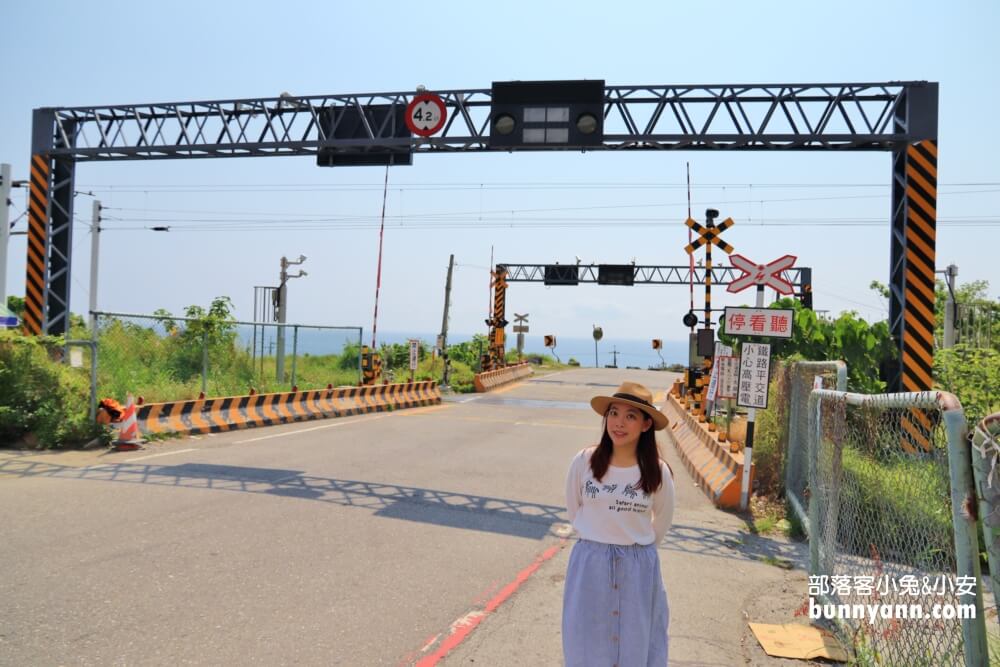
left=88, top=201, right=101, bottom=331
left=942, top=264, right=958, bottom=348
left=275, top=254, right=307, bottom=382
left=610, top=346, right=619, bottom=368
left=439, top=254, right=454, bottom=386
left=0, top=164, right=11, bottom=308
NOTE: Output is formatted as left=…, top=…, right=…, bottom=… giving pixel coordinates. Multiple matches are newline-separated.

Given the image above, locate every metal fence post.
left=942, top=399, right=989, bottom=667
left=291, top=325, right=299, bottom=388
left=807, top=390, right=822, bottom=576
left=201, top=330, right=208, bottom=395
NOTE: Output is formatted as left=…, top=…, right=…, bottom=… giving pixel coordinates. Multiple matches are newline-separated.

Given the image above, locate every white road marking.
left=458, top=396, right=482, bottom=403
left=125, top=448, right=198, bottom=463
left=232, top=415, right=390, bottom=444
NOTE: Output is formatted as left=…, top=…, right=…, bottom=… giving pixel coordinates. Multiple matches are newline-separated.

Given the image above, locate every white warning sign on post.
left=705, top=343, right=733, bottom=401
left=737, top=342, right=771, bottom=409
left=409, top=339, right=420, bottom=371
left=716, top=355, right=740, bottom=399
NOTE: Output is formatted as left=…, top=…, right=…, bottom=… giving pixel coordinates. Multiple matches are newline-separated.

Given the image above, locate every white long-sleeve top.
left=565, top=446, right=675, bottom=546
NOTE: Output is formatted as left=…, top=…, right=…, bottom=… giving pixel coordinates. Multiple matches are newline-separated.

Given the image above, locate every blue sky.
left=2, top=1, right=997, bottom=350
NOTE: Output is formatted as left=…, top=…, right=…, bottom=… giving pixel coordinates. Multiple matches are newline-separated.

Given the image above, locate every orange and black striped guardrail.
left=473, top=362, right=533, bottom=392
left=662, top=392, right=752, bottom=509
left=901, top=139, right=937, bottom=454
left=135, top=381, right=441, bottom=437
left=23, top=154, right=49, bottom=335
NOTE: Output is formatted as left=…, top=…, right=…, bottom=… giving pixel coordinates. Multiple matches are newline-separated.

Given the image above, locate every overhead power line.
left=75, top=180, right=1000, bottom=193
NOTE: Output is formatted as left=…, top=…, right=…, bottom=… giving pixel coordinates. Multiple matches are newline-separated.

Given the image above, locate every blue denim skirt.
left=562, top=539, right=669, bottom=667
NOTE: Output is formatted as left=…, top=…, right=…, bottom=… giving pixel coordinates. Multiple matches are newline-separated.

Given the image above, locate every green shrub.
left=745, top=368, right=792, bottom=497
left=935, top=344, right=1000, bottom=427
left=0, top=331, right=106, bottom=448
left=835, top=445, right=953, bottom=571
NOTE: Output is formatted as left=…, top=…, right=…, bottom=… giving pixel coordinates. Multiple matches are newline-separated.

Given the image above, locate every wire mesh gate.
left=807, top=389, right=988, bottom=666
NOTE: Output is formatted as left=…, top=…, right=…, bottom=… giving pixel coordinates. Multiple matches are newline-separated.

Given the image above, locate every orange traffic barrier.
left=662, top=393, right=752, bottom=509
left=473, top=362, right=533, bottom=392
left=134, top=381, right=441, bottom=437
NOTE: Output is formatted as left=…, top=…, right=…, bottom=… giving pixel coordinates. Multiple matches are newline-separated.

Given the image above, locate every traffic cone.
left=113, top=393, right=144, bottom=451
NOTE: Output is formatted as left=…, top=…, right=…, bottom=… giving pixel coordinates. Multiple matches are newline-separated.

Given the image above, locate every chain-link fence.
left=808, top=389, right=988, bottom=666
left=93, top=312, right=362, bottom=403
left=970, top=412, right=1000, bottom=638
left=783, top=360, right=847, bottom=531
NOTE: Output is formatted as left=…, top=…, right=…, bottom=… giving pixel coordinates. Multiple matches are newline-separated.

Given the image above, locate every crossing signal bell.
left=489, top=80, right=605, bottom=149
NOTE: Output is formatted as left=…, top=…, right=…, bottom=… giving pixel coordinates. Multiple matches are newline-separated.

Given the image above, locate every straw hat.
left=590, top=381, right=668, bottom=431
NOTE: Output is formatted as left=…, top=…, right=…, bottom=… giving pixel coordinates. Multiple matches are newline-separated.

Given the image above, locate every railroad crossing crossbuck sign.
left=727, top=254, right=797, bottom=294
left=684, top=216, right=735, bottom=254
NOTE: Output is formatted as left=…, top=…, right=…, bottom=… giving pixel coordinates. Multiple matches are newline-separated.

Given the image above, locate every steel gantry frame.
left=481, top=263, right=812, bottom=370
left=25, top=81, right=937, bottom=391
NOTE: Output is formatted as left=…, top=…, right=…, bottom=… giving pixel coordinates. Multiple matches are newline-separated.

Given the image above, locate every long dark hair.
left=589, top=411, right=663, bottom=495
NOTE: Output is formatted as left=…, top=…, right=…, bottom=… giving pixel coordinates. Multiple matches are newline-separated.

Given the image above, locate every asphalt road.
left=0, top=368, right=814, bottom=666
left=0, top=369, right=657, bottom=664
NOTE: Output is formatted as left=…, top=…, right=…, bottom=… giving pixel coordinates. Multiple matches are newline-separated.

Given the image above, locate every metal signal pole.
left=276, top=254, right=307, bottom=382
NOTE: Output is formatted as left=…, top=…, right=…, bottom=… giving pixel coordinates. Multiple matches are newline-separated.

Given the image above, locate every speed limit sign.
left=405, top=93, right=447, bottom=136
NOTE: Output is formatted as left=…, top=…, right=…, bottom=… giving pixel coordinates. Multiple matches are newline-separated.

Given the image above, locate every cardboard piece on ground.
left=748, top=622, right=849, bottom=662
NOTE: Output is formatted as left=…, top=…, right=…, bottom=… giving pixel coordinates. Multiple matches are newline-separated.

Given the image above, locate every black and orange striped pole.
left=684, top=211, right=735, bottom=418
left=23, top=154, right=49, bottom=335
left=486, top=265, right=509, bottom=370
left=898, top=139, right=937, bottom=453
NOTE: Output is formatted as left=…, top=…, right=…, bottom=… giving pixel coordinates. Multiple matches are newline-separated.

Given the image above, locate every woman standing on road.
left=563, top=381, right=675, bottom=666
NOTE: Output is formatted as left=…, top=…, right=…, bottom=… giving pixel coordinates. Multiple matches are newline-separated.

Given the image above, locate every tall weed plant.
left=0, top=331, right=105, bottom=448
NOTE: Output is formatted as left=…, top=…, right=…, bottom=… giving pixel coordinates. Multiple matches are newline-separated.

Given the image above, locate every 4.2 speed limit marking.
left=405, top=93, right=447, bottom=136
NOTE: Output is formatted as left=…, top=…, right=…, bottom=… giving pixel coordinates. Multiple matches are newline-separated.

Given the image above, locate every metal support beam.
left=503, top=263, right=809, bottom=289
left=888, top=83, right=939, bottom=391
left=40, top=83, right=921, bottom=161
left=25, top=78, right=937, bottom=400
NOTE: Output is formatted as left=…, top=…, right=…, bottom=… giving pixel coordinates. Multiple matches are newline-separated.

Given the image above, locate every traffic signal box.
left=489, top=80, right=605, bottom=149
left=361, top=345, right=383, bottom=386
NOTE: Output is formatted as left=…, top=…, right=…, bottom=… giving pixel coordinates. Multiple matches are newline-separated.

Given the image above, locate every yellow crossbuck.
left=684, top=217, right=735, bottom=255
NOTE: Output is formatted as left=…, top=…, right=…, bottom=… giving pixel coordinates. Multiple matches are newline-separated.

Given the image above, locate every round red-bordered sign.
left=405, top=93, right=447, bottom=136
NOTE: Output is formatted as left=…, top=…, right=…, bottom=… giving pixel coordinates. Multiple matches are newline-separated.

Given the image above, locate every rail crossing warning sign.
left=727, top=254, right=797, bottom=294
left=684, top=216, right=735, bottom=255
left=737, top=343, right=772, bottom=409
left=724, top=307, right=794, bottom=339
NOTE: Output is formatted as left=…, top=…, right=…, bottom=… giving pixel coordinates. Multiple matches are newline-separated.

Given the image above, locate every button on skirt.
left=562, top=539, right=669, bottom=667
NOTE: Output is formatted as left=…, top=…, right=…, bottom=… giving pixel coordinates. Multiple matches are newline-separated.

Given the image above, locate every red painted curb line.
left=411, top=538, right=567, bottom=666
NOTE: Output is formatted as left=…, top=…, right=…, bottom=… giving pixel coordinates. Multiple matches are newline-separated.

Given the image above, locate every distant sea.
left=235, top=325, right=687, bottom=369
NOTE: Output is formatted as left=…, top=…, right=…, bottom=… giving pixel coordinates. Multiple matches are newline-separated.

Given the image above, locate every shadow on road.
left=665, top=522, right=809, bottom=569
left=1, top=457, right=808, bottom=562
left=0, top=458, right=563, bottom=540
